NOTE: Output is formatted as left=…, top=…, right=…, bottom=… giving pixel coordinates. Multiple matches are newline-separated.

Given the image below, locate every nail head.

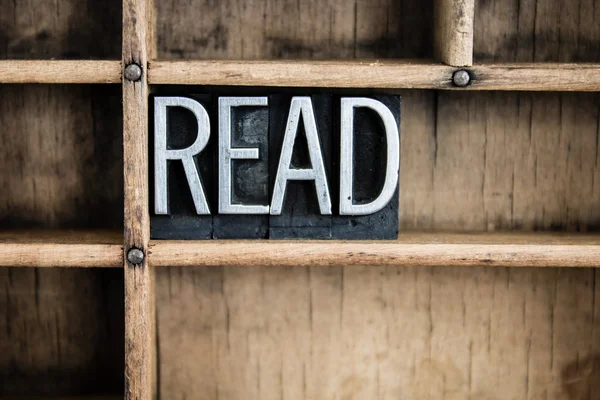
left=124, top=63, right=142, bottom=82
left=127, top=248, right=145, bottom=264
left=452, top=69, right=471, bottom=87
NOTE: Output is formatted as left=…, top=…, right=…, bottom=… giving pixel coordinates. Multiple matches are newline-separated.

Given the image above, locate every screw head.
left=452, top=69, right=471, bottom=87
left=127, top=248, right=145, bottom=264
left=124, top=63, right=142, bottom=82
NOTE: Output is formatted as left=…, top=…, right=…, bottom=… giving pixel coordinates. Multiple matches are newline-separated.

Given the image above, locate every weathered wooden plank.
left=0, top=230, right=121, bottom=268
left=156, top=0, right=433, bottom=60
left=153, top=28, right=600, bottom=400
left=149, top=60, right=454, bottom=88
left=0, top=1, right=124, bottom=395
left=0, top=85, right=123, bottom=228
left=123, top=1, right=155, bottom=400
left=420, top=91, right=600, bottom=232
left=149, top=233, right=600, bottom=268
left=149, top=61, right=600, bottom=91
left=156, top=265, right=600, bottom=400
left=0, top=0, right=121, bottom=60
left=434, top=0, right=475, bottom=66
left=152, top=0, right=600, bottom=397
left=0, top=267, right=124, bottom=396
left=474, top=0, right=600, bottom=63
left=469, top=63, right=600, bottom=91
left=0, top=245, right=121, bottom=268
left=0, top=61, right=122, bottom=84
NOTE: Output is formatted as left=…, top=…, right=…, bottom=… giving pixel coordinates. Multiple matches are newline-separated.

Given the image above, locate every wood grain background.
left=1, top=0, right=599, bottom=399
left=0, top=83, right=124, bottom=394
left=0, top=0, right=124, bottom=396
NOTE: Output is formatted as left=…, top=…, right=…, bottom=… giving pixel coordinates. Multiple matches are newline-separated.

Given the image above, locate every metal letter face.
left=218, top=97, right=269, bottom=214
left=271, top=97, right=332, bottom=215
left=154, top=96, right=211, bottom=215
left=150, top=92, right=400, bottom=240
left=339, top=97, right=400, bottom=215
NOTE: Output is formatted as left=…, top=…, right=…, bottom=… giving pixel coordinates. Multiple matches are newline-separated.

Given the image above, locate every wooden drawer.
left=0, top=0, right=599, bottom=399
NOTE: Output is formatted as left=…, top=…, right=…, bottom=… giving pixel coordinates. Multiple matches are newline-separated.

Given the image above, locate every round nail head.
left=124, top=63, right=142, bottom=82
left=127, top=248, right=145, bottom=264
left=452, top=70, right=471, bottom=87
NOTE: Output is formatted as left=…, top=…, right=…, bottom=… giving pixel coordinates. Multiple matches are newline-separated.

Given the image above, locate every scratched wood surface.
left=155, top=1, right=600, bottom=400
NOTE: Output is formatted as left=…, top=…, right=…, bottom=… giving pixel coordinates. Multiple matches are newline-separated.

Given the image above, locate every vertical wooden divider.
left=123, top=0, right=156, bottom=400
left=434, top=0, right=475, bottom=66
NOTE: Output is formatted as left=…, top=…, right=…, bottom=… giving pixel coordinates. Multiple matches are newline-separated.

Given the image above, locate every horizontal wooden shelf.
left=149, top=232, right=600, bottom=268
left=0, top=230, right=122, bottom=267
left=148, top=60, right=600, bottom=91
left=149, top=59, right=454, bottom=89
left=1, top=231, right=598, bottom=268
left=2, top=60, right=598, bottom=91
left=0, top=396, right=121, bottom=400
left=0, top=60, right=122, bottom=84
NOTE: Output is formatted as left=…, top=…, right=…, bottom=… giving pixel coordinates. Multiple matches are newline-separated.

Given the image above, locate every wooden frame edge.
left=123, top=1, right=155, bottom=400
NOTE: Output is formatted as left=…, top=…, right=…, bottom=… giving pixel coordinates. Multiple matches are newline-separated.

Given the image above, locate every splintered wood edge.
left=149, top=234, right=600, bottom=268
left=148, top=61, right=600, bottom=91
left=0, top=60, right=122, bottom=83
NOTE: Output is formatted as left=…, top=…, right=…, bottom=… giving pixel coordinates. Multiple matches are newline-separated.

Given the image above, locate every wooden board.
left=0, top=85, right=123, bottom=229
left=0, top=0, right=121, bottom=60
left=153, top=0, right=600, bottom=397
left=0, top=231, right=122, bottom=268
left=474, top=0, right=600, bottom=63
left=157, top=266, right=600, bottom=400
left=0, top=0, right=598, bottom=399
left=0, top=61, right=122, bottom=84
left=434, top=0, right=474, bottom=66
left=156, top=0, right=433, bottom=60
left=154, top=92, right=600, bottom=399
left=150, top=233, right=600, bottom=268
left=399, top=90, right=600, bottom=232
left=0, top=267, right=124, bottom=396
left=0, top=1, right=124, bottom=395
left=0, top=85, right=124, bottom=395
left=123, top=1, right=156, bottom=400
left=148, top=60, right=600, bottom=91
